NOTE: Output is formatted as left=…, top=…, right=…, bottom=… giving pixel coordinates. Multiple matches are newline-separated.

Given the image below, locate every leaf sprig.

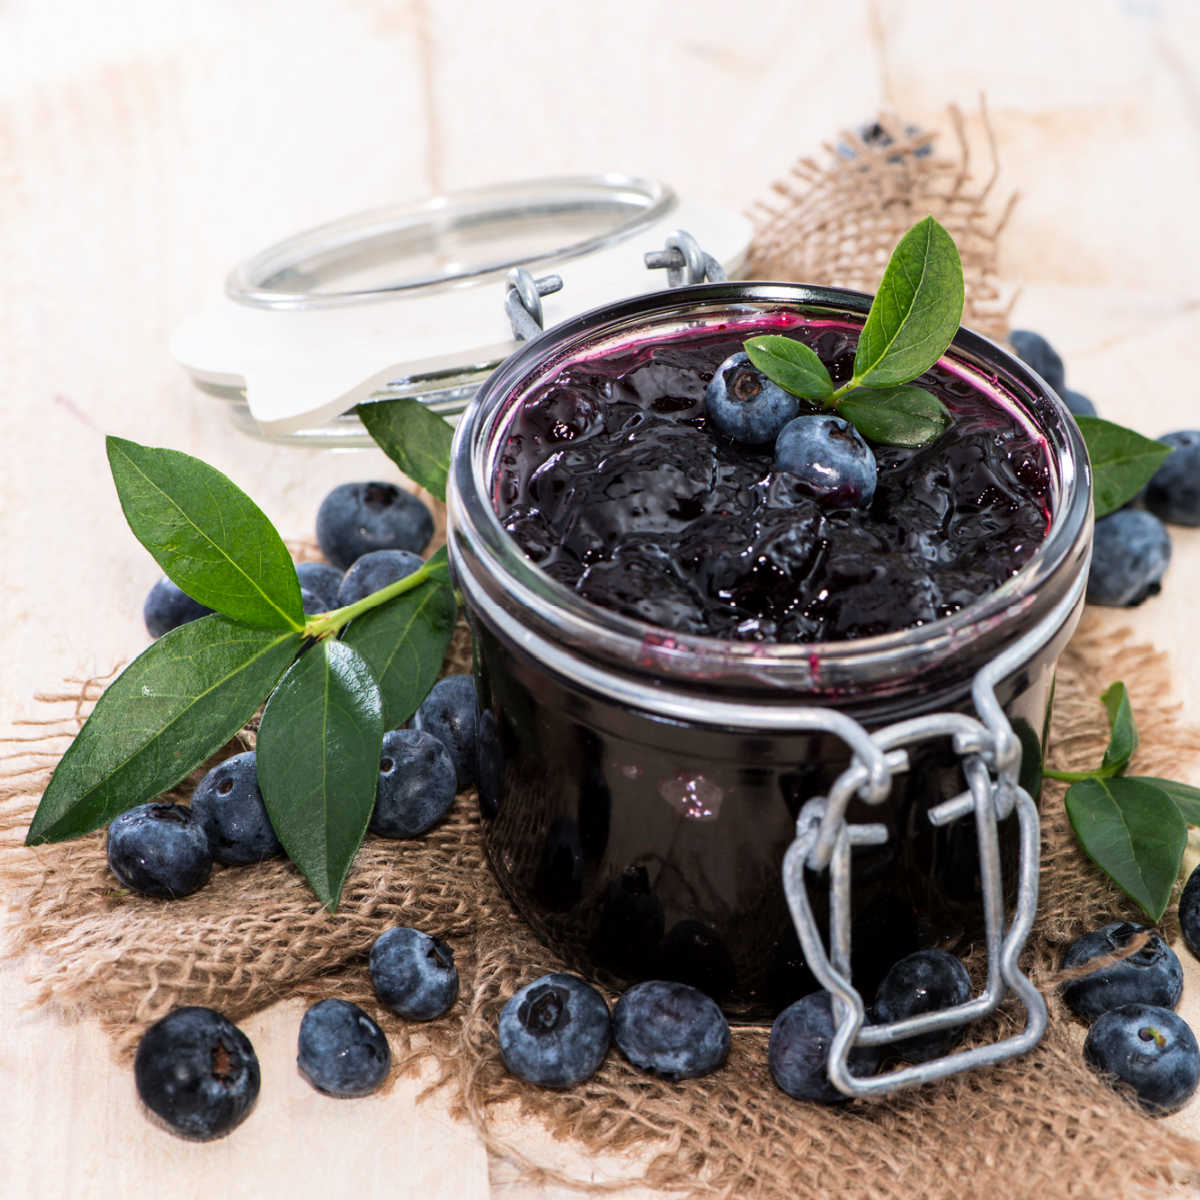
left=1048, top=681, right=1200, bottom=922
left=744, top=219, right=1176, bottom=514
left=745, top=216, right=963, bottom=448
left=26, top=397, right=456, bottom=912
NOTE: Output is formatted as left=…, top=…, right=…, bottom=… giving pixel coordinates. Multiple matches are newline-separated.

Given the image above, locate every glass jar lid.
left=171, top=175, right=752, bottom=445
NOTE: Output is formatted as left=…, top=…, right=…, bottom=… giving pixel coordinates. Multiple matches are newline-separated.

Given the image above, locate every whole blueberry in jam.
left=774, top=414, right=877, bottom=507
left=704, top=352, right=800, bottom=445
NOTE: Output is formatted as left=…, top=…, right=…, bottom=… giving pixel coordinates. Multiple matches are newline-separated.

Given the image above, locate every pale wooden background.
left=3, top=1, right=1200, bottom=1196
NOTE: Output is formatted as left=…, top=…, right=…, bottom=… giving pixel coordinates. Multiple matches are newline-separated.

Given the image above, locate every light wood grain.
left=2, top=1, right=1200, bottom=1196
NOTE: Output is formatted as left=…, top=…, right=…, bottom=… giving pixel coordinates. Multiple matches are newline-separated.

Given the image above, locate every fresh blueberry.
left=1087, top=509, right=1171, bottom=607
left=612, top=980, right=730, bottom=1081
left=704, top=352, right=800, bottom=445
left=369, top=926, right=459, bottom=1021
left=1179, top=865, right=1200, bottom=962
left=873, top=949, right=971, bottom=1063
left=190, top=751, right=283, bottom=865
left=370, top=728, right=457, bottom=838
left=296, top=561, right=343, bottom=612
left=1062, top=388, right=1096, bottom=418
left=413, top=674, right=479, bottom=790
left=498, top=973, right=611, bottom=1089
left=768, top=992, right=882, bottom=1103
left=837, top=120, right=932, bottom=161
left=1060, top=922, right=1183, bottom=1020
left=1145, top=431, right=1200, bottom=526
left=336, top=549, right=425, bottom=607
left=297, top=998, right=390, bottom=1098
left=1009, top=329, right=1066, bottom=394
left=773, top=415, right=878, bottom=508
left=316, top=481, right=434, bottom=570
left=475, top=709, right=504, bottom=820
left=143, top=576, right=212, bottom=639
left=135, top=1007, right=260, bottom=1140
left=1084, top=1003, right=1200, bottom=1115
left=107, top=803, right=213, bottom=898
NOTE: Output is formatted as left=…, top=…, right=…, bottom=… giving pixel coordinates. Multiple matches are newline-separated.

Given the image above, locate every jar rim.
left=447, top=282, right=1093, bottom=700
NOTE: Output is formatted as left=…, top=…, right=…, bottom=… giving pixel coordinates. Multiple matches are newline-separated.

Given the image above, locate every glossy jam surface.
left=494, top=318, right=1052, bottom=643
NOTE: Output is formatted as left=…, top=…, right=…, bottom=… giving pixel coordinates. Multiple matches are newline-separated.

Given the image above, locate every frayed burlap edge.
left=746, top=101, right=1018, bottom=340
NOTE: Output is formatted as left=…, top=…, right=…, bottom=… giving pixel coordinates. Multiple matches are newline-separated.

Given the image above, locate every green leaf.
left=341, top=574, right=457, bottom=728
left=1132, top=777, right=1200, bottom=827
left=744, top=335, right=834, bottom=402
left=357, top=397, right=454, bottom=502
left=26, top=617, right=301, bottom=844
left=837, top=385, right=951, bottom=447
left=1100, top=681, right=1138, bottom=774
left=1076, top=417, right=1173, bottom=519
left=107, top=437, right=304, bottom=631
left=1065, top=776, right=1186, bottom=921
left=257, top=639, right=384, bottom=911
left=853, top=216, right=964, bottom=388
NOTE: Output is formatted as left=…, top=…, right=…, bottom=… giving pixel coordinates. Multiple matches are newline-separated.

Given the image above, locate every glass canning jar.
left=446, top=282, right=1092, bottom=1032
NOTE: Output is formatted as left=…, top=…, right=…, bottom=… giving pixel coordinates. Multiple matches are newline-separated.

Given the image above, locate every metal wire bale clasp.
left=782, top=705, right=1048, bottom=1098
left=644, top=230, right=727, bottom=286
left=505, top=268, right=564, bottom=341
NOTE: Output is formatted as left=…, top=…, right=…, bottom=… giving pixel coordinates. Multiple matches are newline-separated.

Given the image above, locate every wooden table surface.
left=3, top=2, right=1200, bottom=1195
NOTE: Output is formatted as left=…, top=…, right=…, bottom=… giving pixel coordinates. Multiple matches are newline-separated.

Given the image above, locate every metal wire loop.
left=505, top=268, right=563, bottom=341
left=644, top=229, right=727, bottom=285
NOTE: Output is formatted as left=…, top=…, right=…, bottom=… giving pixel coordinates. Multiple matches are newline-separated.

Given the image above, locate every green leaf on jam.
left=837, top=385, right=950, bottom=448
left=26, top=617, right=301, bottom=844
left=357, top=397, right=454, bottom=502
left=107, top=437, right=305, bottom=632
left=744, top=335, right=833, bottom=402
left=257, top=639, right=384, bottom=912
left=853, top=216, right=964, bottom=388
left=1065, top=776, right=1185, bottom=921
left=1075, top=416, right=1173, bottom=519
left=1100, top=681, right=1138, bottom=775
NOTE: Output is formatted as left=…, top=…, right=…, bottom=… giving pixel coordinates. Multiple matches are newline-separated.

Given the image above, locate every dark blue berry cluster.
left=1009, top=327, right=1188, bottom=608
left=1061, top=919, right=1198, bottom=1114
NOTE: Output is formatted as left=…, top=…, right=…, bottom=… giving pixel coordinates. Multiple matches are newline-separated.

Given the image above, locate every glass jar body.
left=448, top=284, right=1092, bottom=1018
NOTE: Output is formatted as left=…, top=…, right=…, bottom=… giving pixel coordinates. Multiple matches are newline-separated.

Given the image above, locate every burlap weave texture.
left=4, top=113, right=1200, bottom=1198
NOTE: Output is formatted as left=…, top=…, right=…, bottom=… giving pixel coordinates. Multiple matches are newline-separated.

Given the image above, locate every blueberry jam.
left=494, top=318, right=1052, bottom=643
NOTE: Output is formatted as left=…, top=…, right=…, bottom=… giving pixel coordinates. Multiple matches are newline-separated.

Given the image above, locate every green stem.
left=826, top=377, right=863, bottom=408
left=1044, top=767, right=1101, bottom=784
left=303, top=562, right=446, bottom=639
